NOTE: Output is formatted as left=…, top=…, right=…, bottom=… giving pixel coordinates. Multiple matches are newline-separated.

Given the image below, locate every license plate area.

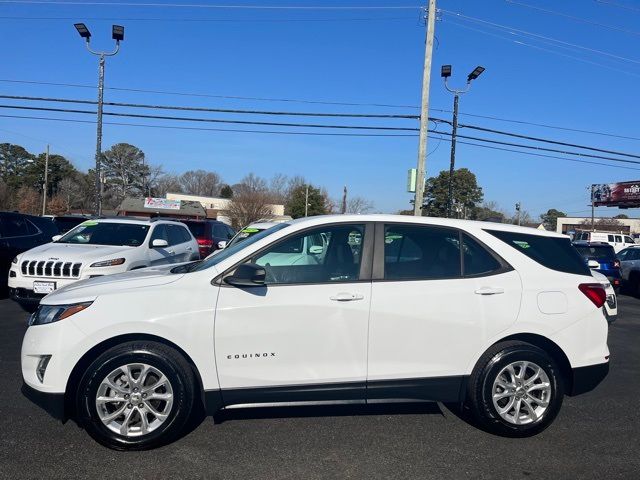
left=33, top=281, right=56, bottom=294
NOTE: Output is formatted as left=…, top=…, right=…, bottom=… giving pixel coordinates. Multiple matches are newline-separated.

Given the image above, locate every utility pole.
left=413, top=0, right=437, bottom=216
left=515, top=202, right=522, bottom=226
left=341, top=185, right=347, bottom=214
left=591, top=184, right=595, bottom=230
left=440, top=64, right=485, bottom=218
left=304, top=184, right=309, bottom=217
left=74, top=23, right=124, bottom=216
left=41, top=144, right=49, bottom=216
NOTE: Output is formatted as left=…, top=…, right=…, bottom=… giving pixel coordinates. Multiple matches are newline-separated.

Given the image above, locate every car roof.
left=285, top=214, right=567, bottom=238
left=242, top=221, right=283, bottom=230
left=88, top=217, right=187, bottom=226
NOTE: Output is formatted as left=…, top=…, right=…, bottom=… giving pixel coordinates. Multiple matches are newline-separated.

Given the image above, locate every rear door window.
left=167, top=225, right=186, bottom=245
left=461, top=233, right=503, bottom=276
left=486, top=230, right=590, bottom=276
left=1, top=215, right=35, bottom=237
left=615, top=235, right=622, bottom=243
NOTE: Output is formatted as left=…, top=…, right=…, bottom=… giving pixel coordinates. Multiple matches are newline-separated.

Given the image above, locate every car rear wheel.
left=466, top=341, right=564, bottom=437
left=76, top=341, right=196, bottom=450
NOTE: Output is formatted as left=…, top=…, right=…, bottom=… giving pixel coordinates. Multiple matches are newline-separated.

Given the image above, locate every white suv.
left=20, top=215, right=609, bottom=450
left=9, top=218, right=199, bottom=310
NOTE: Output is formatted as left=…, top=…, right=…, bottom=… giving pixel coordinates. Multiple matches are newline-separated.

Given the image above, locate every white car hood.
left=43, top=264, right=185, bottom=304
left=18, top=242, right=136, bottom=263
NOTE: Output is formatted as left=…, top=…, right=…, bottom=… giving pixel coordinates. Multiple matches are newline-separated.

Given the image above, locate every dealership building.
left=556, top=216, right=640, bottom=235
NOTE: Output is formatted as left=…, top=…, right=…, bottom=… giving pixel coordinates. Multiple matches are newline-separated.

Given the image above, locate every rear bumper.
left=21, top=382, right=66, bottom=421
left=570, top=361, right=609, bottom=396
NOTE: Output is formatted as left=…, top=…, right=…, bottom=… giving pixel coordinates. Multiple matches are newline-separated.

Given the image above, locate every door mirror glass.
left=52, top=235, right=62, bottom=242
left=152, top=238, right=169, bottom=248
left=225, top=263, right=266, bottom=287
left=218, top=240, right=227, bottom=250
left=587, top=259, right=600, bottom=268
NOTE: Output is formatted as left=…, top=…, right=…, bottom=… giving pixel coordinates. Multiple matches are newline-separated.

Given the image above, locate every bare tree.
left=179, top=170, right=222, bottom=197
left=225, top=190, right=274, bottom=229
left=269, top=173, right=289, bottom=204
left=0, top=179, right=11, bottom=210
left=580, top=217, right=624, bottom=232
left=153, top=174, right=183, bottom=197
left=346, top=196, right=374, bottom=214
left=17, top=186, right=40, bottom=215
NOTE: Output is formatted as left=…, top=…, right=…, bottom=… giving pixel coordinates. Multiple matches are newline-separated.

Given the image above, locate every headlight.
left=29, top=302, right=93, bottom=326
left=90, top=258, right=125, bottom=268
left=12, top=256, right=18, bottom=264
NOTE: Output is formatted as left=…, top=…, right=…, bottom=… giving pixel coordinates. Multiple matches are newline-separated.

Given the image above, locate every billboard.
left=592, top=182, right=640, bottom=208
left=143, top=197, right=181, bottom=210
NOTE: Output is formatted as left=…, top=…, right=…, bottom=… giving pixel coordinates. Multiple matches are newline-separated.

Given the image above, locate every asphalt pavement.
left=0, top=296, right=638, bottom=480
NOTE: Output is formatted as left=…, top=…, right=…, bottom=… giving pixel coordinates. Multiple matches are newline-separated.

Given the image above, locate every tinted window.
left=182, top=221, right=205, bottom=238
left=608, top=235, right=615, bottom=242
left=625, top=236, right=634, bottom=244
left=1, top=215, right=35, bottom=237
left=615, top=235, right=622, bottom=242
left=212, top=224, right=228, bottom=239
left=179, top=226, right=192, bottom=243
left=53, top=217, right=87, bottom=234
left=622, top=249, right=640, bottom=261
left=574, top=245, right=616, bottom=262
left=167, top=225, right=187, bottom=245
left=150, top=225, right=168, bottom=244
left=487, top=230, right=590, bottom=276
left=253, top=224, right=365, bottom=284
left=384, top=225, right=461, bottom=280
left=225, top=226, right=236, bottom=239
left=461, top=233, right=503, bottom=276
left=59, top=222, right=149, bottom=247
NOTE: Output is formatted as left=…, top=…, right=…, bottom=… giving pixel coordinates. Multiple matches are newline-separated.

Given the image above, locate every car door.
left=367, top=223, right=522, bottom=402
left=214, top=222, right=373, bottom=404
left=619, top=248, right=640, bottom=281
left=166, top=225, right=190, bottom=263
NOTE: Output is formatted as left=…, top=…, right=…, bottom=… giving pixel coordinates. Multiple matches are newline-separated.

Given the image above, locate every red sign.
left=593, top=182, right=640, bottom=207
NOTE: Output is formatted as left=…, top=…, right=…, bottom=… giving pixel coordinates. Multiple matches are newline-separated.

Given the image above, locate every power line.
left=0, top=94, right=420, bottom=119
left=440, top=8, right=640, bottom=66
left=505, top=0, right=640, bottom=37
left=0, top=104, right=420, bottom=131
left=0, top=78, right=420, bottom=109
left=4, top=112, right=640, bottom=171
left=595, top=0, right=640, bottom=14
left=0, top=15, right=417, bottom=23
left=0, top=1, right=423, bottom=10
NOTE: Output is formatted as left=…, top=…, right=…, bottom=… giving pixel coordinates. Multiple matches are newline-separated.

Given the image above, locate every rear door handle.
left=186, top=246, right=193, bottom=251
left=475, top=286, right=505, bottom=296
left=330, top=292, right=365, bottom=302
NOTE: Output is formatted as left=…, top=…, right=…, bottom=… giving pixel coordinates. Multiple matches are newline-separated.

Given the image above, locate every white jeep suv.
left=21, top=215, right=609, bottom=450
left=9, top=217, right=199, bottom=310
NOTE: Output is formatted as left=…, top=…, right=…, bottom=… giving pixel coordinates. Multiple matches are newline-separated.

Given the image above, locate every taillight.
left=578, top=283, right=607, bottom=308
left=197, top=239, right=213, bottom=247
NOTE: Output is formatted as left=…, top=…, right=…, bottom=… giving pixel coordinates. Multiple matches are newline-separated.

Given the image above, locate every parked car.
left=178, top=219, right=235, bottom=258
left=573, top=231, right=635, bottom=253
left=591, top=270, right=617, bottom=324
left=21, top=215, right=609, bottom=450
left=52, top=214, right=94, bottom=235
left=616, top=245, right=640, bottom=295
left=8, top=217, right=199, bottom=310
left=572, top=241, right=621, bottom=292
left=0, top=211, right=58, bottom=294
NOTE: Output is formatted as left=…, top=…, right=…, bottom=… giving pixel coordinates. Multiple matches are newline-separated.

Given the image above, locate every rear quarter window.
left=486, top=230, right=590, bottom=276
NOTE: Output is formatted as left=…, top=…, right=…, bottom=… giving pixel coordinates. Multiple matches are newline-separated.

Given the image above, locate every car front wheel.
left=466, top=341, right=564, bottom=437
left=76, top=341, right=196, bottom=450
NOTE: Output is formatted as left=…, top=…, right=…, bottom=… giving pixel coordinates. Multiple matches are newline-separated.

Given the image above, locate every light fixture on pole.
left=74, top=23, right=124, bottom=216
left=441, top=64, right=485, bottom=218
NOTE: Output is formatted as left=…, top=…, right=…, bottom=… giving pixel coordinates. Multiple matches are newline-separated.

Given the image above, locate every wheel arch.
left=490, top=333, right=573, bottom=393
left=63, top=333, right=206, bottom=422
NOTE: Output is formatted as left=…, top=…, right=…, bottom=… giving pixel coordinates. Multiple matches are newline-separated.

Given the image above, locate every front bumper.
left=9, top=287, right=46, bottom=306
left=569, top=361, right=609, bottom=396
left=21, top=382, right=66, bottom=421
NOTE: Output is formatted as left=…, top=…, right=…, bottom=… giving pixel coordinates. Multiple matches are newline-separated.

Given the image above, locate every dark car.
left=178, top=219, right=235, bottom=257
left=0, top=211, right=58, bottom=293
left=573, top=241, right=621, bottom=291
left=52, top=214, right=93, bottom=234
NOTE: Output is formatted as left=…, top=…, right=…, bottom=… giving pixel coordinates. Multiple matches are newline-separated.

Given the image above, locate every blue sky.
left=1, top=0, right=640, bottom=219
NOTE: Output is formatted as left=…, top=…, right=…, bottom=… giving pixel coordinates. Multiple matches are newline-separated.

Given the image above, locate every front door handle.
left=475, top=286, right=505, bottom=296
left=167, top=250, right=175, bottom=255
left=330, top=292, right=365, bottom=302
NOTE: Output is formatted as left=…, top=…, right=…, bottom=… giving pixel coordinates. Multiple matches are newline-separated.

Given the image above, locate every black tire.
left=76, top=341, right=196, bottom=450
left=466, top=341, right=564, bottom=437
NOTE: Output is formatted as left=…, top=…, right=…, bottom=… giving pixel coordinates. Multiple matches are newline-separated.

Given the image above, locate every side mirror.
left=587, top=259, right=600, bottom=269
left=309, top=245, right=323, bottom=254
left=152, top=239, right=169, bottom=248
left=52, top=235, right=62, bottom=242
left=218, top=240, right=227, bottom=250
left=224, top=263, right=266, bottom=287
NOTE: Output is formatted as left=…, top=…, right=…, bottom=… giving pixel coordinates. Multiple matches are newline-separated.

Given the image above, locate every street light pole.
left=41, top=144, right=49, bottom=216
left=74, top=23, right=124, bottom=216
left=441, top=65, right=485, bottom=218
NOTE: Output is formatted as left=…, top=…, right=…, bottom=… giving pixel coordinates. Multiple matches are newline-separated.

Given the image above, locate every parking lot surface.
left=1, top=296, right=638, bottom=480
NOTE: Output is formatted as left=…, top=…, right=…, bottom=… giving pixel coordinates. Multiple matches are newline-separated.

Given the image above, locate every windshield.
left=227, top=225, right=274, bottom=248
left=574, top=245, right=616, bottom=262
left=57, top=221, right=150, bottom=247
left=191, top=223, right=289, bottom=271
left=182, top=221, right=205, bottom=238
